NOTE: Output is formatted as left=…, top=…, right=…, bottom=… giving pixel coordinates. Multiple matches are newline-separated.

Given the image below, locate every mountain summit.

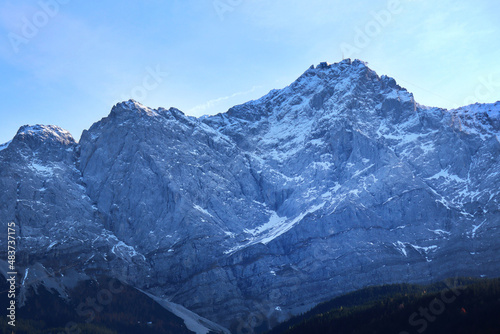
left=1, top=59, right=499, bottom=333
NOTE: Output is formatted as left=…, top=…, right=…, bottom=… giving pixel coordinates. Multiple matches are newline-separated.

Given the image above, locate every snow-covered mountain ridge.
left=1, top=59, right=499, bottom=333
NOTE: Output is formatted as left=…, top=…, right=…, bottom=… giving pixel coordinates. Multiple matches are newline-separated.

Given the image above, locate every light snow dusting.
left=0, top=140, right=11, bottom=152
left=226, top=203, right=325, bottom=254
left=111, top=241, right=146, bottom=261
left=29, top=163, right=55, bottom=176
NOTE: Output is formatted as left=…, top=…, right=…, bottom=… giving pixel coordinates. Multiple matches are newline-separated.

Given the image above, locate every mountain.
left=1, top=59, right=499, bottom=333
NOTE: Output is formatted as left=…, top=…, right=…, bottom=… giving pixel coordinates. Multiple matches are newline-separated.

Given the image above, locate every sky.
left=0, top=0, right=499, bottom=144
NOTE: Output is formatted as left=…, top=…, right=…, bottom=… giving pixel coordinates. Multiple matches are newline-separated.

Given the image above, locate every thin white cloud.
left=188, top=86, right=261, bottom=114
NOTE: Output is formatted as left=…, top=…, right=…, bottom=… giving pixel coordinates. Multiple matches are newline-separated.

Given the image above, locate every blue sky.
left=0, top=0, right=499, bottom=144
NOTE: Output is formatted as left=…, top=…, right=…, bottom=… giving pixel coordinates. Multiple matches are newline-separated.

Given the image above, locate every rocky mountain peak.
left=298, top=58, right=374, bottom=84
left=3, top=124, right=76, bottom=159
left=221, top=59, right=414, bottom=126
left=109, top=99, right=159, bottom=118
left=14, top=124, right=75, bottom=145
left=105, top=100, right=191, bottom=126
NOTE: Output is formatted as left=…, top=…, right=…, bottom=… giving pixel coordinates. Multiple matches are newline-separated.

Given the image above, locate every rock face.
left=1, top=59, right=500, bottom=333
